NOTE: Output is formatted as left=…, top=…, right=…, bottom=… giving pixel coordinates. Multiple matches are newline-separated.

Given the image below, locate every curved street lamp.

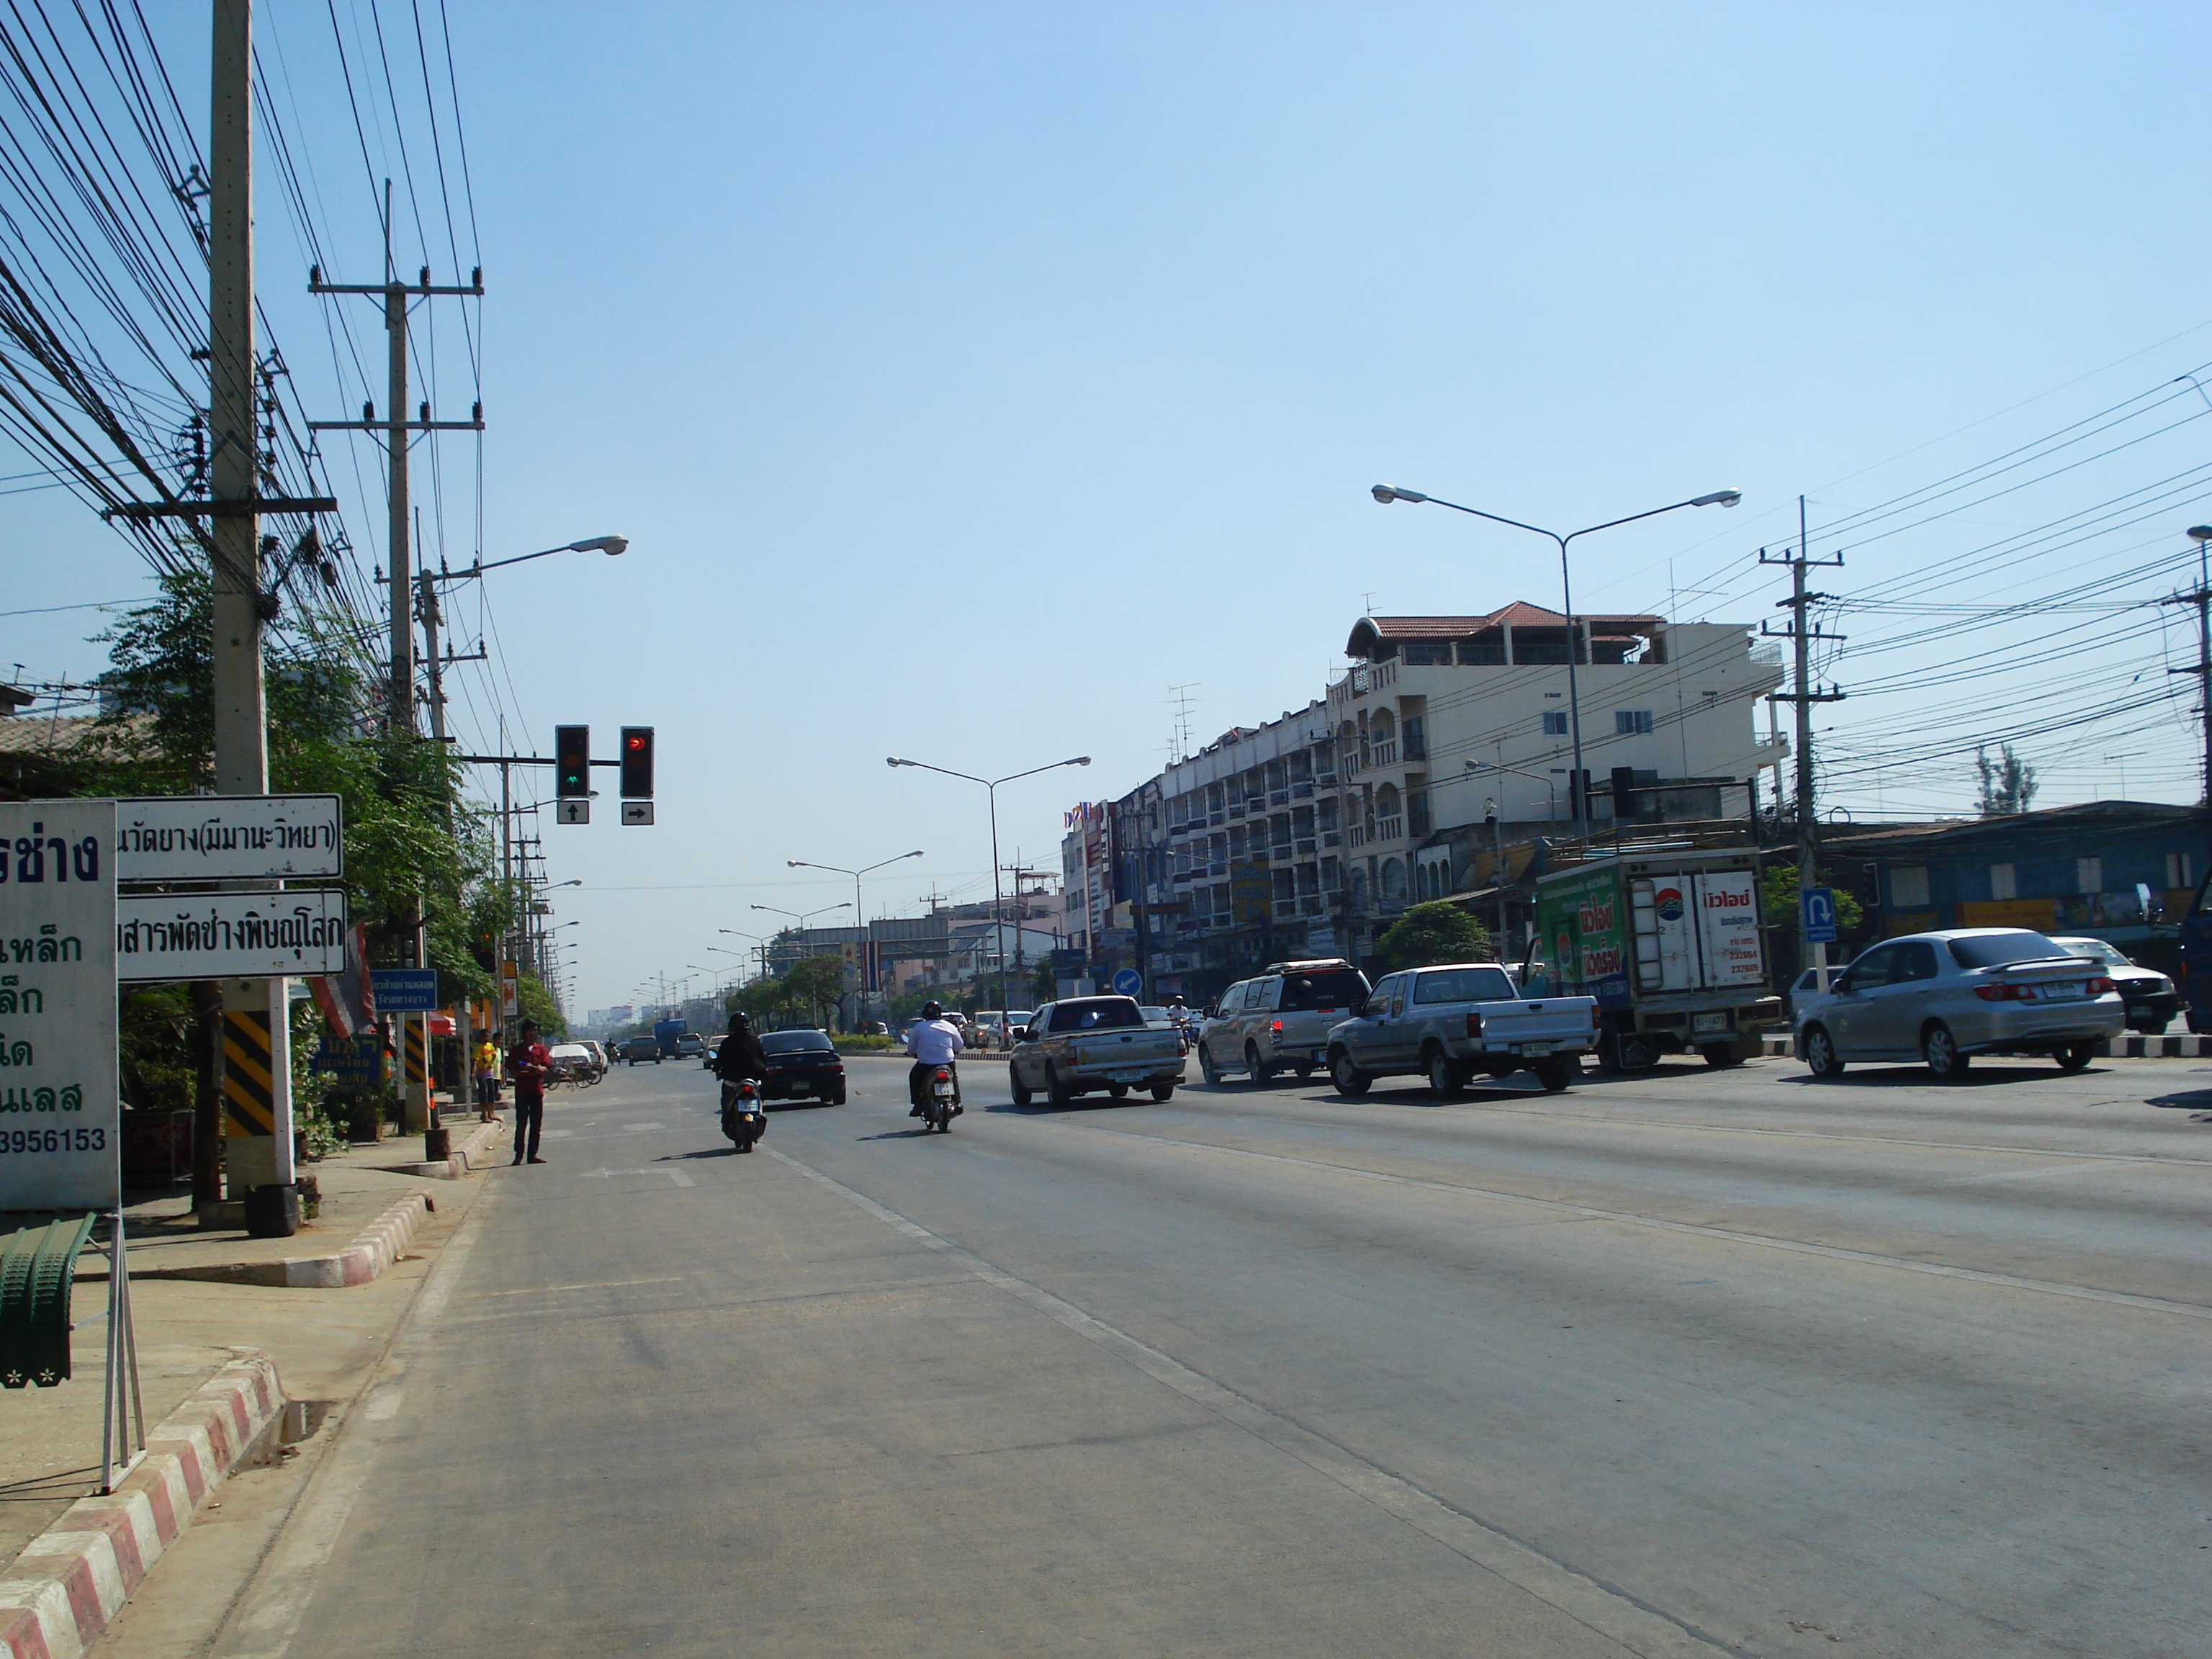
left=886, top=755, right=1090, bottom=1014
left=1371, top=485, right=1741, bottom=833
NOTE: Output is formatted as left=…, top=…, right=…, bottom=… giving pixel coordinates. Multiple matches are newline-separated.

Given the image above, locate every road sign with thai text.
left=115, top=889, right=347, bottom=981
left=116, top=795, right=341, bottom=881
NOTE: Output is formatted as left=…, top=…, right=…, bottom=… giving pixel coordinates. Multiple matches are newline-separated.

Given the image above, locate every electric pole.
left=1760, top=496, right=1847, bottom=989
left=2170, top=530, right=2212, bottom=850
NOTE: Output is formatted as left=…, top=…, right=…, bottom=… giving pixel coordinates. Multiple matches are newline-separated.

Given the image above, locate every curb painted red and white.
left=154, top=1190, right=433, bottom=1290
left=0, top=1349, right=284, bottom=1659
left=1759, top=1033, right=2210, bottom=1060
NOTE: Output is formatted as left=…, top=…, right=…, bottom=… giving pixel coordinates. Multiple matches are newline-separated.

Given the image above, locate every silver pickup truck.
left=1324, top=963, right=1599, bottom=1096
left=1009, top=995, right=1187, bottom=1105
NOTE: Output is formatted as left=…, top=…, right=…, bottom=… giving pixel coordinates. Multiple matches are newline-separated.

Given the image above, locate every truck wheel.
left=1922, top=1022, right=1970, bottom=1081
left=1801, top=1025, right=1845, bottom=1079
left=1245, top=1043, right=1275, bottom=1085
left=1700, top=1044, right=1744, bottom=1069
left=1107, top=1082, right=1129, bottom=1098
left=1150, top=1083, right=1174, bottom=1102
left=1292, top=1064, right=1314, bottom=1079
left=1329, top=1051, right=1371, bottom=1097
left=1198, top=1045, right=1223, bottom=1085
left=1425, top=1047, right=1463, bottom=1100
left=1533, top=1057, right=1573, bottom=1093
left=1009, top=1066, right=1032, bottom=1107
left=1047, top=1064, right=1075, bottom=1106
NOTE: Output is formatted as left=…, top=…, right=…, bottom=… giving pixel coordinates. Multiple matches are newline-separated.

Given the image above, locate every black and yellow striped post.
left=222, top=1007, right=276, bottom=1140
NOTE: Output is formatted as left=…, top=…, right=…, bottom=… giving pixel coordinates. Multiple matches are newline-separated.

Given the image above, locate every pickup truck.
left=1197, top=958, right=1372, bottom=1084
left=1323, top=963, right=1599, bottom=1096
left=1008, top=995, right=1187, bottom=1105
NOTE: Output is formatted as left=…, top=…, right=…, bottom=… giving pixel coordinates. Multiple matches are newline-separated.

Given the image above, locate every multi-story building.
left=1064, top=603, right=1784, bottom=997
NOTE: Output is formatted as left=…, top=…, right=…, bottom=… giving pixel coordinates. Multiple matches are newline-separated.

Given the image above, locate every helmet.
left=729, top=1011, right=750, bottom=1028
left=922, top=1001, right=943, bottom=1020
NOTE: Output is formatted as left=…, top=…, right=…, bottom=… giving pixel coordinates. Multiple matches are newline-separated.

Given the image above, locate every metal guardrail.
left=0, top=1213, right=96, bottom=1388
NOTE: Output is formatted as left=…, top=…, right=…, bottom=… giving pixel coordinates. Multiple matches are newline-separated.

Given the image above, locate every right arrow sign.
left=621, top=801, right=655, bottom=825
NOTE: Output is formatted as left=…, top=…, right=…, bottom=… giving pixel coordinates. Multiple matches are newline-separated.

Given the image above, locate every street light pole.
left=786, top=851, right=924, bottom=1025
left=887, top=756, right=1090, bottom=1019
left=1372, top=485, right=1741, bottom=835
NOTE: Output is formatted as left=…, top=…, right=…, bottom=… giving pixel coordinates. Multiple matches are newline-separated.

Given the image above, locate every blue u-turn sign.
left=1801, top=886, right=1839, bottom=945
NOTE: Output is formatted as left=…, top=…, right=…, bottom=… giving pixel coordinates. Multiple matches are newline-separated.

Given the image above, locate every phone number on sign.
left=0, top=1128, right=105, bottom=1154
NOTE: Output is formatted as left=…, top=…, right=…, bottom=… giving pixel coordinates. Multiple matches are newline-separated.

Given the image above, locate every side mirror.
left=1015, top=1025, right=1032, bottom=1042
left=1201, top=1006, right=1218, bottom=1020
left=1830, top=972, right=1853, bottom=994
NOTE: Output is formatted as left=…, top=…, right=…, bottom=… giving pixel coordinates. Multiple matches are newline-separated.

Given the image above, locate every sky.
left=9, top=1, right=2212, bottom=1016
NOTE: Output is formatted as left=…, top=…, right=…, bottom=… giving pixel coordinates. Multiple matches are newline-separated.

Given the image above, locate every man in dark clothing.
left=506, top=1019, right=552, bottom=1165
left=714, top=1013, right=771, bottom=1139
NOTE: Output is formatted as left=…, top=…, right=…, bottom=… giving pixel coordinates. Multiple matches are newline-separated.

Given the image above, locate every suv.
left=1197, top=958, right=1372, bottom=1084
left=620, top=1035, right=661, bottom=1064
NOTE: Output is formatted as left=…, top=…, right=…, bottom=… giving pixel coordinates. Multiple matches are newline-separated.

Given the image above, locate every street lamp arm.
left=1418, top=497, right=1563, bottom=547
left=1561, top=493, right=1740, bottom=549
left=886, top=757, right=989, bottom=786
left=993, top=757, right=1092, bottom=788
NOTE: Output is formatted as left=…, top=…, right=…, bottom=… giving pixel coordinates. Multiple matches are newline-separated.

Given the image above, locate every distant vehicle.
left=1323, top=963, right=1597, bottom=1096
left=702, top=1035, right=723, bottom=1069
left=1793, top=928, right=2124, bottom=1080
left=757, top=1028, right=846, bottom=1105
left=621, top=1035, right=661, bottom=1064
left=673, top=1032, right=705, bottom=1058
left=575, top=1039, right=611, bottom=1076
left=1197, top=959, right=1371, bottom=1084
left=653, top=1017, right=688, bottom=1059
left=1529, top=850, right=1777, bottom=1069
left=971, top=1011, right=1034, bottom=1052
left=546, top=1042, right=602, bottom=1085
left=1008, top=995, right=1185, bottom=1105
left=2049, top=937, right=2178, bottom=1035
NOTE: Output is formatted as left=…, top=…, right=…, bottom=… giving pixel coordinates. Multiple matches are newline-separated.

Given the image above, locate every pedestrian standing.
left=506, top=1018, right=552, bottom=1165
left=475, top=1035, right=501, bottom=1123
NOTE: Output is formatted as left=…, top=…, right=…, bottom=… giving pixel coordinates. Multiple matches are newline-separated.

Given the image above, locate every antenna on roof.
left=1362, top=591, right=1378, bottom=614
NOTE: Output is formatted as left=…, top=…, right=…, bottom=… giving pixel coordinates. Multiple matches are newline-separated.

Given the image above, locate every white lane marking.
left=580, top=1167, right=694, bottom=1187
left=625, top=1122, right=666, bottom=1132
left=478, top=1276, right=685, bottom=1298
left=214, top=1184, right=490, bottom=1659
left=537, top=1129, right=574, bottom=1139
left=767, top=1147, right=1732, bottom=1659
left=1048, top=1123, right=2212, bottom=1323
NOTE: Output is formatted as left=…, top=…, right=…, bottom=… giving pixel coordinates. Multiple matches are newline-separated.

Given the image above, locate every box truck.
left=1528, top=849, right=1780, bottom=1069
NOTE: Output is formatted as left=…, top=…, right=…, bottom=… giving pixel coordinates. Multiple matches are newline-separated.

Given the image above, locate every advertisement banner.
left=0, top=800, right=120, bottom=1211
left=1692, top=871, right=1765, bottom=988
left=115, top=889, right=347, bottom=980
left=115, top=795, right=341, bottom=881
left=1537, top=866, right=1629, bottom=1007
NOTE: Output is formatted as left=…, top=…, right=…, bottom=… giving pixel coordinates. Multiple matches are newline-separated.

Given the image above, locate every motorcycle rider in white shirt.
left=905, top=1002, right=965, bottom=1117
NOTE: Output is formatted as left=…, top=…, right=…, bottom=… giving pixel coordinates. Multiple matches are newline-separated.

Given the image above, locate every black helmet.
left=922, top=1001, right=944, bottom=1020
left=729, top=1011, right=750, bottom=1028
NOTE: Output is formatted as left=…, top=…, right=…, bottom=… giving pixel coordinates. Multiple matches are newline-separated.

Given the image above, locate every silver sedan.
left=1794, top=927, right=2124, bottom=1080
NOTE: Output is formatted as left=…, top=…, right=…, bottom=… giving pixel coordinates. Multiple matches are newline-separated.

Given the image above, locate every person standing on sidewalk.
left=475, top=1035, right=501, bottom=1123
left=506, top=1019, right=552, bottom=1165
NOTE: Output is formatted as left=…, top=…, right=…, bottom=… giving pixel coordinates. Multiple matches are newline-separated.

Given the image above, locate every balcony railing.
left=1341, top=754, right=1364, bottom=779
left=1347, top=824, right=1370, bottom=848
left=1375, top=815, right=1403, bottom=842
left=1370, top=740, right=1398, bottom=767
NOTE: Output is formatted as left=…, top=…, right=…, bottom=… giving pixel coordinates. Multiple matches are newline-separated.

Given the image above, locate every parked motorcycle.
left=721, top=1079, right=767, bottom=1154
left=920, top=1064, right=961, bottom=1133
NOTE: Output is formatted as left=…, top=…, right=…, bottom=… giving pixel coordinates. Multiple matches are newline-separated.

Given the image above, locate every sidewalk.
left=0, top=1109, right=506, bottom=1608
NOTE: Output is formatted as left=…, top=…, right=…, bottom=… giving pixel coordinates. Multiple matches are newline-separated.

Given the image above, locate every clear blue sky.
left=12, top=2, right=2212, bottom=1014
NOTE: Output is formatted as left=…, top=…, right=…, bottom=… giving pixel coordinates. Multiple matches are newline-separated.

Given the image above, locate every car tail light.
left=1271, top=1019, right=1283, bottom=1035
left=1973, top=983, right=2033, bottom=1002
left=2089, top=975, right=2116, bottom=993
left=1465, top=1011, right=1484, bottom=1039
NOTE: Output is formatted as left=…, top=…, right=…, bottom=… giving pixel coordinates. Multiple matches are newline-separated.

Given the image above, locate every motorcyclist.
left=714, top=1012, right=770, bottom=1128
left=905, top=1001, right=964, bottom=1117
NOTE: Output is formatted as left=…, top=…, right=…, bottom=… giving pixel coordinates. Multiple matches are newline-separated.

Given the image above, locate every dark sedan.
left=756, top=1029, right=846, bottom=1105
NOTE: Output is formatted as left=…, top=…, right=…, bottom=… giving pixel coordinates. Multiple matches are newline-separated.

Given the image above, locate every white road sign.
left=0, top=800, right=120, bottom=1211
left=116, top=795, right=342, bottom=881
left=115, top=889, right=348, bottom=981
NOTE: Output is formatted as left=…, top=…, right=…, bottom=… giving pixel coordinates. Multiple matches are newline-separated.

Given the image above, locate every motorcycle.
left=720, top=1079, right=767, bottom=1154
left=920, top=1064, right=961, bottom=1133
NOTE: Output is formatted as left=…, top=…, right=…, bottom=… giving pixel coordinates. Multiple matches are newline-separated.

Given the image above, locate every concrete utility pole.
left=2171, top=531, right=2212, bottom=842
left=1761, top=498, right=1847, bottom=990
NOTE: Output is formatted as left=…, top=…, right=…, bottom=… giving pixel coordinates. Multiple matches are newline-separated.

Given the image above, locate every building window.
left=1401, top=643, right=1452, bottom=665
left=2169, top=852, right=2194, bottom=890
left=2077, top=856, right=2103, bottom=895
left=1988, top=863, right=2016, bottom=902
left=1891, top=866, right=1930, bottom=909
left=1614, top=709, right=1654, bottom=735
left=1542, top=711, right=1569, bottom=736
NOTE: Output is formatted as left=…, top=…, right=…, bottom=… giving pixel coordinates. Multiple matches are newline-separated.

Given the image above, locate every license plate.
left=1109, top=1069, right=1149, bottom=1082
left=1521, top=1042, right=1553, bottom=1056
left=1691, top=1012, right=1730, bottom=1035
left=2038, top=982, right=2082, bottom=999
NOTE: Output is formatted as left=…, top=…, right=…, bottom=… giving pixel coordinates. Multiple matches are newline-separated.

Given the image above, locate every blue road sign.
left=371, top=968, right=440, bottom=1013
left=1801, top=886, right=1840, bottom=945
left=1110, top=967, right=1143, bottom=998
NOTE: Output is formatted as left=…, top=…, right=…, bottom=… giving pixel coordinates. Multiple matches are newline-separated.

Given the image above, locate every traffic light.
left=619, top=726, right=655, bottom=799
left=554, top=725, right=590, bottom=798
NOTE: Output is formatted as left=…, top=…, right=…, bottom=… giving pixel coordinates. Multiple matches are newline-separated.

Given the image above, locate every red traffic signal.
left=619, top=726, right=654, bottom=799
left=554, top=725, right=590, bottom=798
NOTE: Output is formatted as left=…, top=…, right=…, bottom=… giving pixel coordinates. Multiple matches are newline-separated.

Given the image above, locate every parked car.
left=756, top=1028, right=845, bottom=1105
left=1793, top=928, right=2124, bottom=1080
left=1323, top=963, right=1598, bottom=1096
left=1197, top=958, right=1372, bottom=1084
left=577, top=1039, right=611, bottom=1075
left=2049, top=936, right=2178, bottom=1034
left=673, top=1032, right=706, bottom=1058
left=547, top=1042, right=600, bottom=1082
left=1009, top=996, right=1186, bottom=1105
left=620, top=1035, right=661, bottom=1064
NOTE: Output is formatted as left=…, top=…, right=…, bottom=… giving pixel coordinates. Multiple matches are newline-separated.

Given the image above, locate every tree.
left=1760, top=864, right=1866, bottom=933
left=784, top=956, right=848, bottom=1026
left=1375, top=901, right=1493, bottom=969
left=514, top=974, right=567, bottom=1041
left=1975, top=744, right=2038, bottom=816
left=730, top=978, right=792, bottom=1025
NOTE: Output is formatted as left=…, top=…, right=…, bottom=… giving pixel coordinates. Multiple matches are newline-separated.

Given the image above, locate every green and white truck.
left=1527, top=848, right=1779, bottom=1069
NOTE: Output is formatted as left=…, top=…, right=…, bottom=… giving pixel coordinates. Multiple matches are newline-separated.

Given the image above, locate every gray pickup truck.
left=1325, top=963, right=1599, bottom=1096
left=1010, top=995, right=1187, bottom=1105
left=1197, top=958, right=1372, bottom=1084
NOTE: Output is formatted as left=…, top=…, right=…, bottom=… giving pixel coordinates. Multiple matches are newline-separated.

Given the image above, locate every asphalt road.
left=148, top=1051, right=2212, bottom=1658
